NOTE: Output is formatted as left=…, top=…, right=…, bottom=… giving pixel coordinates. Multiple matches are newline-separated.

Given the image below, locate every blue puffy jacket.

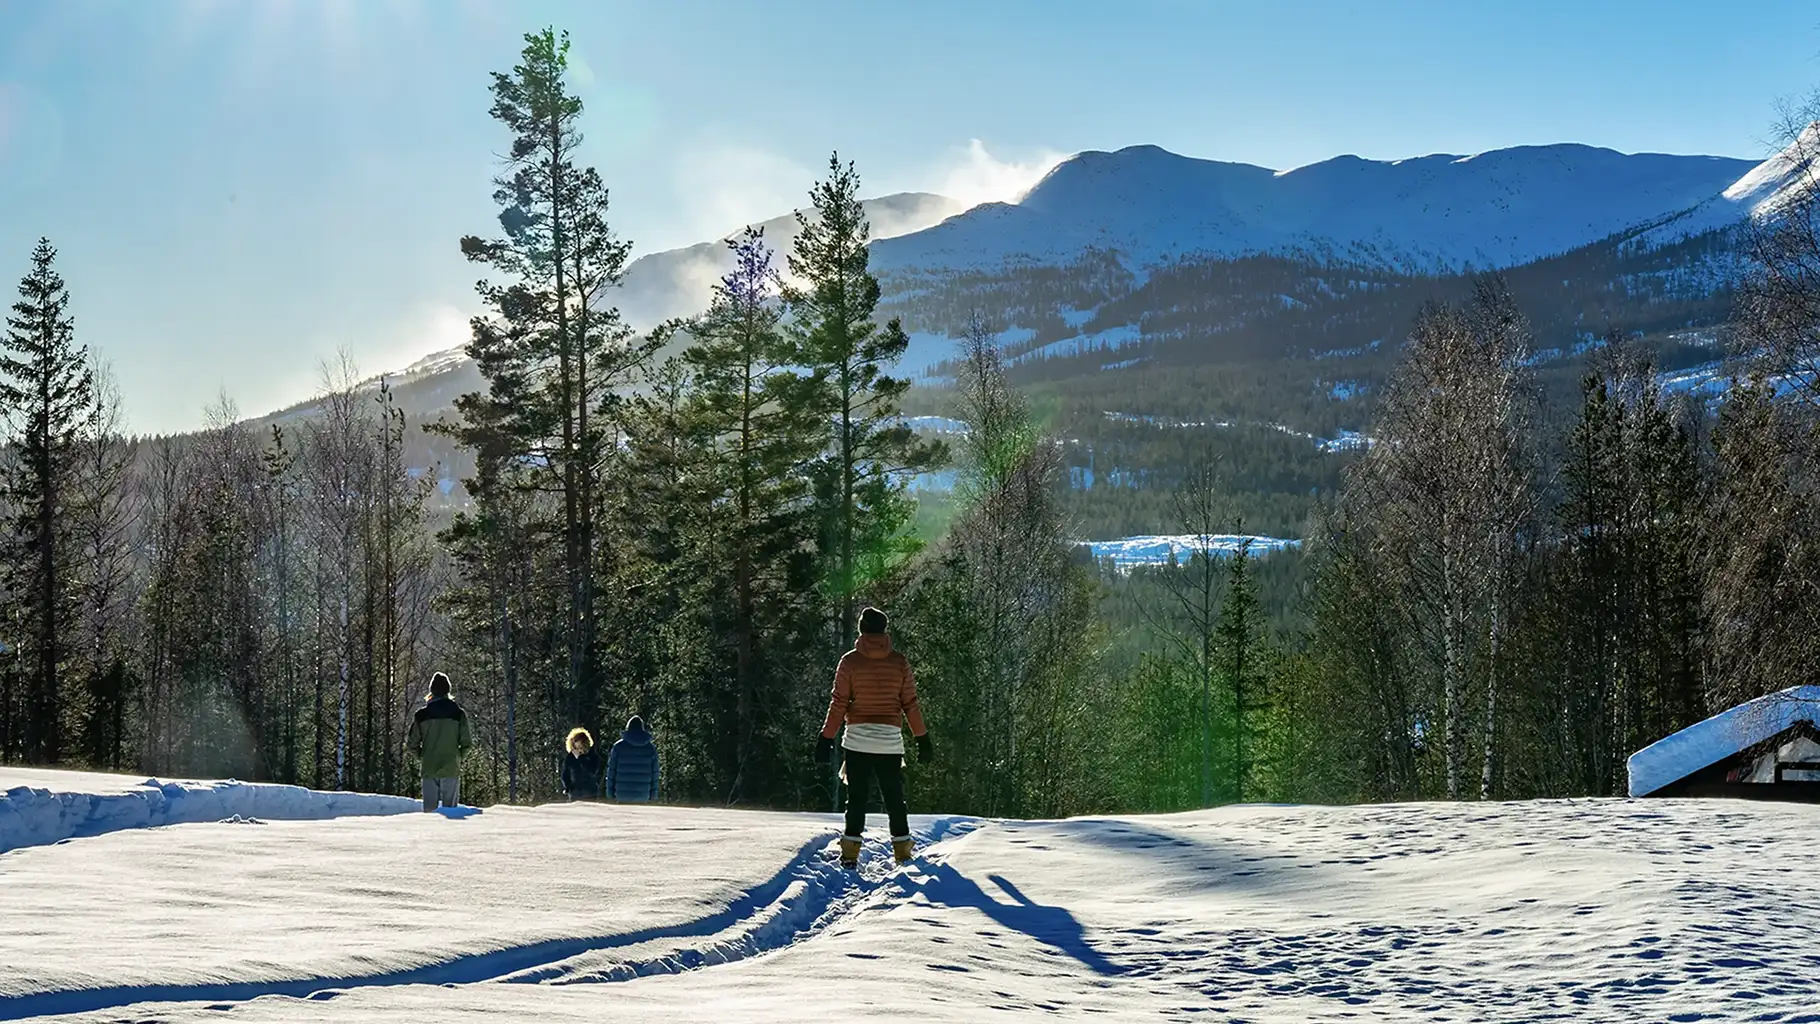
left=607, top=717, right=660, bottom=803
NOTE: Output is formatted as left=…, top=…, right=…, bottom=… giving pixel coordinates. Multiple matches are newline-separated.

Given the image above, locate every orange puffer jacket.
left=819, top=633, right=928, bottom=738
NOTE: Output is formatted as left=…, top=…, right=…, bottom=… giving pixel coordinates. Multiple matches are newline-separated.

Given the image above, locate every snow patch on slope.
left=1102, top=411, right=1370, bottom=452
left=1655, top=359, right=1814, bottom=404
left=898, top=416, right=970, bottom=436
left=1012, top=323, right=1143, bottom=364
left=901, top=326, right=1037, bottom=378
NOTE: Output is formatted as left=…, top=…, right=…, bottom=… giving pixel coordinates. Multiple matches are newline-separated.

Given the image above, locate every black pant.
left=843, top=750, right=910, bottom=840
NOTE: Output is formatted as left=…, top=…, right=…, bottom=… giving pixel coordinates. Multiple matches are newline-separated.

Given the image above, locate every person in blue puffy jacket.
left=606, top=715, right=660, bottom=803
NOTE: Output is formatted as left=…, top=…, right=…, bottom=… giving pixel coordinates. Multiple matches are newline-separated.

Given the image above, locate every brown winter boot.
left=892, top=837, right=914, bottom=865
left=839, top=837, right=862, bottom=870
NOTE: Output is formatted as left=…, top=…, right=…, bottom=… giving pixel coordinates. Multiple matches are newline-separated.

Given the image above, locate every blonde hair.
left=566, top=727, right=593, bottom=750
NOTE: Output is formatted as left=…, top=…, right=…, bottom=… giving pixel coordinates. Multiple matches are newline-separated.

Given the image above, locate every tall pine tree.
left=451, top=26, right=649, bottom=746
left=2, top=238, right=94, bottom=765
left=784, top=155, right=942, bottom=646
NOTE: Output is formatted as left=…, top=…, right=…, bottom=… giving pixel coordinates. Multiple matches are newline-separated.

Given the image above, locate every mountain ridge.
left=872, top=142, right=1758, bottom=275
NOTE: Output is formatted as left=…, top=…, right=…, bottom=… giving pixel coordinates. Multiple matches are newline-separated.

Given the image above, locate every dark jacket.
left=607, top=717, right=660, bottom=803
left=407, top=696, right=471, bottom=779
left=562, top=748, right=604, bottom=799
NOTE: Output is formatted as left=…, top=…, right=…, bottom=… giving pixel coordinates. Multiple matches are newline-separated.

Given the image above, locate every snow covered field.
left=4, top=771, right=1819, bottom=1023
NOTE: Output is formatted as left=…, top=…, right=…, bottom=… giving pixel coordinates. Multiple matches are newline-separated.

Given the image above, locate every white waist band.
left=842, top=723, right=905, bottom=755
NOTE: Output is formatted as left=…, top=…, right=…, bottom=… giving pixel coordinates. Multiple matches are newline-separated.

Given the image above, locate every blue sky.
left=2, top=0, right=1818, bottom=434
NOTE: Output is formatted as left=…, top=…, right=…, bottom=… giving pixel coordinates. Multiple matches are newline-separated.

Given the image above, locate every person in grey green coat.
left=407, top=672, right=471, bottom=811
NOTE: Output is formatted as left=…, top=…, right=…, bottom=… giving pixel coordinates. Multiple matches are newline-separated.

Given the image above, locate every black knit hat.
left=858, top=607, right=888, bottom=635
left=428, top=672, right=451, bottom=698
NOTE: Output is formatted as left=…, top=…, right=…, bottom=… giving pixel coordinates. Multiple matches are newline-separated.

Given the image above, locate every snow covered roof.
left=1627, top=685, right=1820, bottom=797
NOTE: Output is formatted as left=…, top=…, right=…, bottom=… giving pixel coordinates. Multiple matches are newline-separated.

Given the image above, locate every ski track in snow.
left=5, top=782, right=1820, bottom=1022
left=0, top=818, right=980, bottom=1021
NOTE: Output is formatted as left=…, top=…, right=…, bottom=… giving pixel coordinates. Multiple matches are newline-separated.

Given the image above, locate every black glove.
left=916, top=733, right=934, bottom=764
left=815, top=736, right=835, bottom=765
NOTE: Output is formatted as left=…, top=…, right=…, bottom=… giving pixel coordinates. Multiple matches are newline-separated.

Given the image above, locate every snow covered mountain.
left=871, top=143, right=1757, bottom=274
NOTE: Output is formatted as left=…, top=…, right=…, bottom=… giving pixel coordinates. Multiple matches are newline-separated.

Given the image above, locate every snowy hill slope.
left=872, top=144, right=1755, bottom=274
left=1634, top=121, right=1820, bottom=248
left=5, top=775, right=1819, bottom=1023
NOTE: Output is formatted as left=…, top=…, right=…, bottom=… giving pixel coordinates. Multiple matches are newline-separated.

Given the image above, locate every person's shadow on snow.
left=435, top=806, right=482, bottom=819
left=898, top=864, right=1125, bottom=976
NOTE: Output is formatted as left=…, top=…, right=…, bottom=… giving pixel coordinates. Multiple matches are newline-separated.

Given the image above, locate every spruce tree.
left=607, top=354, right=718, bottom=799
left=1, top=238, right=94, bottom=765
left=681, top=228, right=823, bottom=804
left=1556, top=345, right=1706, bottom=793
left=1558, top=368, right=1625, bottom=791
left=1215, top=532, right=1261, bottom=802
left=437, top=399, right=537, bottom=802
left=1702, top=376, right=1818, bottom=707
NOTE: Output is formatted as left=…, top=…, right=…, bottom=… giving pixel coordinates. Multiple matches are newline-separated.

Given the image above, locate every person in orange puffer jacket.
left=815, top=606, right=933, bottom=870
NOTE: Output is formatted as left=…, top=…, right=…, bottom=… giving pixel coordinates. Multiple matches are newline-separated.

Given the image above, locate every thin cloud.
left=667, top=138, right=1068, bottom=251
left=931, top=139, right=1069, bottom=208
left=667, top=144, right=811, bottom=252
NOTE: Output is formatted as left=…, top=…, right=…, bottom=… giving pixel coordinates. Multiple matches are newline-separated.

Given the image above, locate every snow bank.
left=0, top=767, right=417, bottom=855
left=1626, top=684, right=1820, bottom=796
